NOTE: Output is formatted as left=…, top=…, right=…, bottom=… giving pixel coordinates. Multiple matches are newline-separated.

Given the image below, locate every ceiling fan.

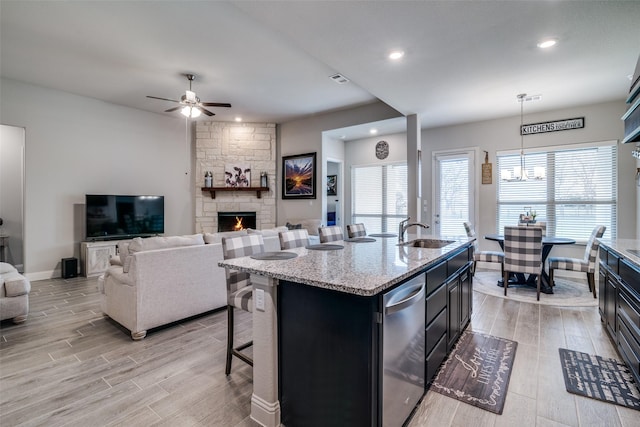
left=147, top=74, right=231, bottom=118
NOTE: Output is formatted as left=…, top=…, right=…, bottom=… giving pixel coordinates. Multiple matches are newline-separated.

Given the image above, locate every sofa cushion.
left=128, top=234, right=204, bottom=254
left=286, top=219, right=322, bottom=236
left=247, top=226, right=289, bottom=238
left=203, top=229, right=248, bottom=244
left=4, top=274, right=30, bottom=297
left=123, top=234, right=204, bottom=273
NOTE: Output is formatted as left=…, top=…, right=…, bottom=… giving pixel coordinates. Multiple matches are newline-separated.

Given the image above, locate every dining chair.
left=346, top=223, right=367, bottom=238
left=279, top=229, right=310, bottom=249
left=318, top=225, right=344, bottom=243
left=463, top=222, right=504, bottom=277
left=503, top=226, right=543, bottom=300
left=519, top=221, right=546, bottom=236
left=221, top=234, right=265, bottom=375
left=548, top=225, right=606, bottom=298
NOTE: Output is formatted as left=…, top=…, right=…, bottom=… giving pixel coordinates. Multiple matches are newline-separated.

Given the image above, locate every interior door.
left=432, top=150, right=476, bottom=237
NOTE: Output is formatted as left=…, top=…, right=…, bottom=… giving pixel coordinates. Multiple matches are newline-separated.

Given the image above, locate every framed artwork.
left=327, top=175, right=337, bottom=196
left=225, top=164, right=251, bottom=187
left=282, top=152, right=316, bottom=199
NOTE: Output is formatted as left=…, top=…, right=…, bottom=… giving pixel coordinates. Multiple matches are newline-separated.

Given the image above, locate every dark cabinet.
left=447, top=278, right=461, bottom=350
left=598, top=244, right=640, bottom=386
left=447, top=262, right=473, bottom=351
left=599, top=266, right=606, bottom=318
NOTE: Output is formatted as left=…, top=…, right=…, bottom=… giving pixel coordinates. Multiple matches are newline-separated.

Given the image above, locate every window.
left=352, top=163, right=407, bottom=233
left=497, top=141, right=616, bottom=241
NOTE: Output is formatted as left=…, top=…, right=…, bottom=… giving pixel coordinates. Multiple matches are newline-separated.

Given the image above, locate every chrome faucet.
left=398, top=217, right=430, bottom=243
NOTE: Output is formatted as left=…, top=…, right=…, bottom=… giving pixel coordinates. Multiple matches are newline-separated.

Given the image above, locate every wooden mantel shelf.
left=201, top=187, right=269, bottom=199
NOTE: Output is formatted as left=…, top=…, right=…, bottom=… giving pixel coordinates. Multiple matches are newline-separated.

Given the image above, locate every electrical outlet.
left=255, top=288, right=265, bottom=311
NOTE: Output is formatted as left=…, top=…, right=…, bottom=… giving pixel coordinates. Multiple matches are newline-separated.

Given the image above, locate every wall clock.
left=375, top=140, right=389, bottom=160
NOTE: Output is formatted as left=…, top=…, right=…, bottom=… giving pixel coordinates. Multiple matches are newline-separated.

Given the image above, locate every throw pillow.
left=286, top=222, right=302, bottom=230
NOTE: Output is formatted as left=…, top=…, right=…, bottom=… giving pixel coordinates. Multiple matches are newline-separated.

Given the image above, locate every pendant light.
left=501, top=93, right=535, bottom=181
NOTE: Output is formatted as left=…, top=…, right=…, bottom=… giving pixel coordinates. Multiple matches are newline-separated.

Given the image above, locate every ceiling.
left=2, top=1, right=639, bottom=140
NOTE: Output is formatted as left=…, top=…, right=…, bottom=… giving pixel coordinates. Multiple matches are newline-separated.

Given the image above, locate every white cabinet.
left=80, top=241, right=118, bottom=277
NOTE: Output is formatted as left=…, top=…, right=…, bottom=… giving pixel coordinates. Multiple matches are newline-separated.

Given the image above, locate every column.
left=250, top=274, right=281, bottom=426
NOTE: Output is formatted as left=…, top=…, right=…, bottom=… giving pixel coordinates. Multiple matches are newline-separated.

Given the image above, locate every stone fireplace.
left=194, top=121, right=277, bottom=233
left=218, top=211, right=257, bottom=232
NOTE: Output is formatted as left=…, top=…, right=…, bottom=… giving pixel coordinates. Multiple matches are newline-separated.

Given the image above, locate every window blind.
left=352, top=163, right=408, bottom=233
left=496, top=141, right=617, bottom=241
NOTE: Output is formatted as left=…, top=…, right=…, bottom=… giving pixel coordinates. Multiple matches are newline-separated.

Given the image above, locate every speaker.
left=61, top=257, right=78, bottom=279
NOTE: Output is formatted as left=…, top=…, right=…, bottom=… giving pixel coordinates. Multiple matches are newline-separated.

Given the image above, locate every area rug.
left=559, top=348, right=640, bottom=411
left=473, top=271, right=598, bottom=307
left=429, top=331, right=518, bottom=414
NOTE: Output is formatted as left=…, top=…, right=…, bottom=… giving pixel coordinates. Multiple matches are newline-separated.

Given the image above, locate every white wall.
left=420, top=99, right=636, bottom=252
left=277, top=101, right=402, bottom=225
left=1, top=78, right=193, bottom=279
left=344, top=132, right=408, bottom=225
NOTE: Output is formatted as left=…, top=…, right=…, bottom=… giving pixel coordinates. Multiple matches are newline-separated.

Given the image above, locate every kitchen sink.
left=400, top=239, right=455, bottom=248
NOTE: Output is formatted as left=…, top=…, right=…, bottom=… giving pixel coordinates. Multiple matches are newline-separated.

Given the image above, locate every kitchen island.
left=219, top=234, right=475, bottom=427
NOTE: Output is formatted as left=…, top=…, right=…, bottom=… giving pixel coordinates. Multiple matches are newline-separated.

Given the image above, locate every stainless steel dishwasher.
left=382, top=274, right=426, bottom=427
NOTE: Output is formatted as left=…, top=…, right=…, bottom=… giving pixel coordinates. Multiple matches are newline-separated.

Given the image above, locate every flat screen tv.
left=86, top=194, right=164, bottom=240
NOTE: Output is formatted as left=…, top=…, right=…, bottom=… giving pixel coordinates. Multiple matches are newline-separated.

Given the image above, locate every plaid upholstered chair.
left=221, top=234, right=265, bottom=375
left=318, top=225, right=344, bottom=243
left=503, top=226, right=543, bottom=300
left=463, top=222, right=504, bottom=277
left=548, top=225, right=606, bottom=298
left=346, top=223, right=367, bottom=238
left=519, top=221, right=547, bottom=236
left=279, top=229, right=310, bottom=250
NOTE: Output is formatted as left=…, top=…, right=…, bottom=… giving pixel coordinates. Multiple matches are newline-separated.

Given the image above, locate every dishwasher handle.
left=385, top=283, right=425, bottom=316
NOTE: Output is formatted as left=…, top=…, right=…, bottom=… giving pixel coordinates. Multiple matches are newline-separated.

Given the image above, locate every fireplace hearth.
left=218, top=212, right=257, bottom=232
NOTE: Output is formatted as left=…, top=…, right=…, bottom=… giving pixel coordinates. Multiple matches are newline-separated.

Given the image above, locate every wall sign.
left=521, top=117, right=584, bottom=135
left=481, top=151, right=492, bottom=184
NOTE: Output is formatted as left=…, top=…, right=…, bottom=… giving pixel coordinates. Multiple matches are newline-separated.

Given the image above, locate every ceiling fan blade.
left=147, top=95, right=181, bottom=103
left=164, top=106, right=182, bottom=113
left=199, top=107, right=215, bottom=116
left=201, top=102, right=232, bottom=108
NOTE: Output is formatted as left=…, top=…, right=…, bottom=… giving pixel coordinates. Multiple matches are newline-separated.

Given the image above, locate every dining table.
left=484, top=233, right=576, bottom=294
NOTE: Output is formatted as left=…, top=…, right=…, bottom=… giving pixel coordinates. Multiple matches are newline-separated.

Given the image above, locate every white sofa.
left=0, top=262, right=31, bottom=323
left=99, top=229, right=285, bottom=340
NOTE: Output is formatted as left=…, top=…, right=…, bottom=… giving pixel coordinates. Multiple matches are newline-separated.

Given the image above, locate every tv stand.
left=81, top=240, right=122, bottom=277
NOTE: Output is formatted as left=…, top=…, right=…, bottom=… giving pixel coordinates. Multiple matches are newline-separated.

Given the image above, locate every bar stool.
left=346, top=223, right=367, bottom=238
left=221, top=234, right=265, bottom=375
left=318, top=225, right=343, bottom=243
left=279, top=229, right=310, bottom=249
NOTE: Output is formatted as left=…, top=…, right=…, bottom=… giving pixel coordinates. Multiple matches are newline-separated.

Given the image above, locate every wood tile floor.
left=1, top=273, right=638, bottom=426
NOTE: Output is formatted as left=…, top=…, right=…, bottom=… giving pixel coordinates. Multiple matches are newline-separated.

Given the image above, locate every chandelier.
left=501, top=93, right=545, bottom=181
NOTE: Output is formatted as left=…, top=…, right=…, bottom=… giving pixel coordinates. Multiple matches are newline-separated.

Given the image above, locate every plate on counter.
left=345, top=237, right=376, bottom=243
left=369, top=233, right=397, bottom=238
left=250, top=251, right=298, bottom=260
left=305, top=244, right=344, bottom=251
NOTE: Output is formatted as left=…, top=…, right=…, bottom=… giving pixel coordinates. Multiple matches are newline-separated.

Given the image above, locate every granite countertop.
left=218, top=234, right=474, bottom=296
left=598, top=238, right=640, bottom=267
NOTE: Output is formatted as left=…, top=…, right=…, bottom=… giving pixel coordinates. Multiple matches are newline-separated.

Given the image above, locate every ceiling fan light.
left=191, top=107, right=201, bottom=118
left=185, top=90, right=197, bottom=102
left=181, top=106, right=191, bottom=117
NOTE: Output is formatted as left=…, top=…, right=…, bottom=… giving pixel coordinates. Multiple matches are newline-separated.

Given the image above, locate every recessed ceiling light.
left=234, top=117, right=242, bottom=122
left=537, top=39, right=557, bottom=49
left=388, top=50, right=405, bottom=60
left=370, top=128, right=378, bottom=135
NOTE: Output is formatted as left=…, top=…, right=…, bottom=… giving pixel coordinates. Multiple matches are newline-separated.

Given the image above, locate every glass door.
left=432, top=150, right=476, bottom=237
